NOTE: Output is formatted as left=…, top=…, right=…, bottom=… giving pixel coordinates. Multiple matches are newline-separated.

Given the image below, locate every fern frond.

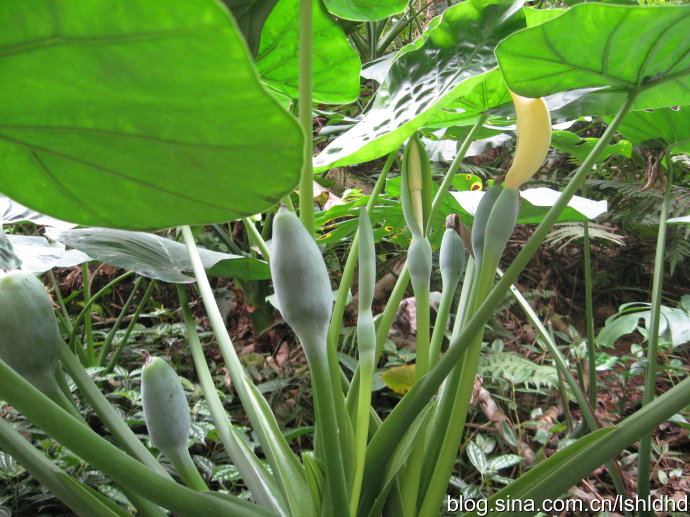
left=543, top=222, right=624, bottom=252
left=478, top=352, right=559, bottom=391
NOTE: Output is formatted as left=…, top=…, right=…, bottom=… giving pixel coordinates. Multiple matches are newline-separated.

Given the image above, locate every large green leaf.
left=496, top=4, right=690, bottom=110
left=6, top=235, right=88, bottom=273
left=314, top=0, right=526, bottom=172
left=256, top=0, right=360, bottom=104
left=615, top=106, right=690, bottom=154
left=322, top=0, right=407, bottom=21
left=0, top=0, right=303, bottom=230
left=45, top=227, right=271, bottom=282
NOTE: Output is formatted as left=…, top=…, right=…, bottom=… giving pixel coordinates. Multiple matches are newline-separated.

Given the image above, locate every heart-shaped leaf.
left=45, top=227, right=270, bottom=282
left=256, top=0, right=360, bottom=104
left=314, top=0, right=526, bottom=171
left=0, top=0, right=303, bottom=230
left=5, top=235, right=89, bottom=274
left=496, top=4, right=690, bottom=110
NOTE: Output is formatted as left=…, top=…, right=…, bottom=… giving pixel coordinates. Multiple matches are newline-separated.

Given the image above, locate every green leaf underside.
left=496, top=4, right=690, bottom=110
left=221, top=0, right=281, bottom=57
left=314, top=0, right=526, bottom=171
left=0, top=233, right=21, bottom=270
left=256, top=0, right=360, bottom=104
left=45, top=227, right=271, bottom=282
left=321, top=0, right=407, bottom=21
left=6, top=235, right=88, bottom=273
left=615, top=106, right=690, bottom=154
left=0, top=0, right=303, bottom=230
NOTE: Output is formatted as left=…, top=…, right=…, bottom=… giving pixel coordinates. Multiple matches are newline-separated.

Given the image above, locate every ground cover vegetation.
left=0, top=0, right=689, bottom=516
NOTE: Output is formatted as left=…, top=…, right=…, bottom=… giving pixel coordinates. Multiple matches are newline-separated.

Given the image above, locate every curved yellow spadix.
left=504, top=91, right=552, bottom=189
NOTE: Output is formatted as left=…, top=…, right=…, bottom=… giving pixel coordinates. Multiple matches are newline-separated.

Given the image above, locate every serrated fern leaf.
left=478, top=352, right=559, bottom=390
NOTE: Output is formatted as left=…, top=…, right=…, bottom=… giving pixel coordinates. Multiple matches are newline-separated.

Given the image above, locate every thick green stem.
left=298, top=0, right=314, bottom=233
left=81, top=263, right=96, bottom=366
left=177, top=285, right=287, bottom=516
left=242, top=217, right=271, bottom=260
left=0, top=417, right=130, bottom=517
left=419, top=333, right=483, bottom=517
left=68, top=271, right=134, bottom=357
left=583, top=218, right=597, bottom=407
left=357, top=92, right=639, bottom=511
left=419, top=249, right=501, bottom=515
left=60, top=343, right=170, bottom=478
left=350, top=355, right=374, bottom=516
left=104, top=279, right=155, bottom=373
left=180, top=225, right=312, bottom=517
left=328, top=151, right=396, bottom=355
left=0, top=357, right=272, bottom=517
left=281, top=194, right=296, bottom=212
left=637, top=150, right=674, bottom=512
left=164, top=446, right=207, bottom=492
left=413, top=283, right=431, bottom=380
left=308, top=346, right=349, bottom=517
left=428, top=288, right=454, bottom=366
left=98, top=275, right=144, bottom=366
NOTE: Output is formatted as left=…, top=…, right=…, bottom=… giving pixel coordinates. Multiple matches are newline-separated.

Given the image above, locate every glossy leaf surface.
left=6, top=235, right=89, bottom=273
left=0, top=0, right=303, bottom=230
left=314, top=0, right=525, bottom=171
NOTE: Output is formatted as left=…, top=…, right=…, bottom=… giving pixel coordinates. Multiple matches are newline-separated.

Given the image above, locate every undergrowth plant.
left=1, top=1, right=689, bottom=516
